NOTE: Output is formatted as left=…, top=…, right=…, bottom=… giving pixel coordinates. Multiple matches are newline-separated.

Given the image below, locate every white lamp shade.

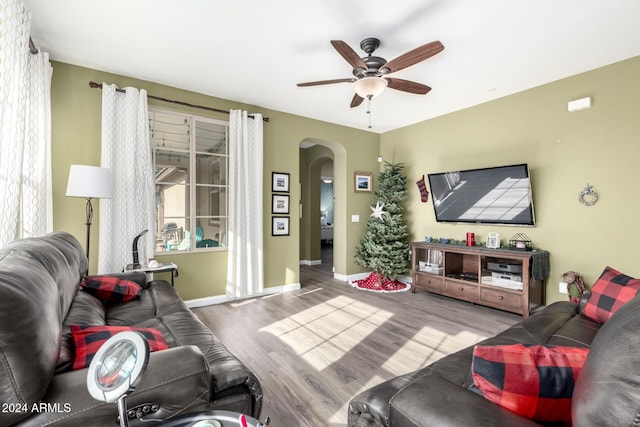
left=66, top=165, right=113, bottom=199
left=354, top=77, right=388, bottom=99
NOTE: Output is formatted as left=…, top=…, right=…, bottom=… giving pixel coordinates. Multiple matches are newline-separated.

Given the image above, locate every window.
left=149, top=109, right=228, bottom=253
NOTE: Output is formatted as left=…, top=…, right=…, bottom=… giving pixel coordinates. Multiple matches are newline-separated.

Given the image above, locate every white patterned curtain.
left=227, top=110, right=264, bottom=298
left=0, top=0, right=53, bottom=247
left=98, top=84, right=155, bottom=273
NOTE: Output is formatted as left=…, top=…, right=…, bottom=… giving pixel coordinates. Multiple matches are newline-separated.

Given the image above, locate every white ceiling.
left=25, top=0, right=640, bottom=133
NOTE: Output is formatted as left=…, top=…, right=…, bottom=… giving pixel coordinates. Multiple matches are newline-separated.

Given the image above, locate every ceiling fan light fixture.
left=354, top=77, right=387, bottom=99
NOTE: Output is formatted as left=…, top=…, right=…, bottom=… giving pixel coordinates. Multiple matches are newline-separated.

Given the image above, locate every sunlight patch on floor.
left=230, top=299, right=257, bottom=308
left=230, top=288, right=320, bottom=308
left=381, top=327, right=489, bottom=373
left=260, top=295, right=393, bottom=371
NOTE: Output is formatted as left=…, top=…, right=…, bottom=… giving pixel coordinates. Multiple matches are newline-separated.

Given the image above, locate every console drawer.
left=444, top=280, right=479, bottom=302
left=414, top=273, right=444, bottom=292
left=410, top=241, right=545, bottom=318
left=480, top=287, right=522, bottom=310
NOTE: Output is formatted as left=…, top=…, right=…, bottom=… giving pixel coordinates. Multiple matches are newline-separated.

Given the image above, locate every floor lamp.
left=66, top=165, right=113, bottom=265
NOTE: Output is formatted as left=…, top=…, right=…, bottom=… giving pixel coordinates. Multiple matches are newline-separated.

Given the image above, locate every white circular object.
left=86, top=331, right=150, bottom=403
left=193, top=421, right=222, bottom=427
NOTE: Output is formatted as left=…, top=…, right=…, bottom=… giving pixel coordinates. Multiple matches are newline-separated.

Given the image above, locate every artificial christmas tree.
left=353, top=161, right=410, bottom=292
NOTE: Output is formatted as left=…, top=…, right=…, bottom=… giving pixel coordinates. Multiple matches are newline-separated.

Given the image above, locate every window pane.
left=151, top=111, right=190, bottom=152
left=155, top=154, right=190, bottom=184
left=196, top=154, right=227, bottom=186
left=159, top=220, right=184, bottom=252
left=195, top=217, right=227, bottom=248
left=158, top=217, right=192, bottom=251
left=196, top=185, right=226, bottom=217
left=156, top=181, right=190, bottom=252
left=196, top=121, right=227, bottom=155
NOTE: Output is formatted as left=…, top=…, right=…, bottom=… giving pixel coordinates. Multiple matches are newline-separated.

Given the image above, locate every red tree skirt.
left=350, top=272, right=411, bottom=293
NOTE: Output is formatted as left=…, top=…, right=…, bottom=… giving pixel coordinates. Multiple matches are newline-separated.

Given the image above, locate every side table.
left=125, top=262, right=179, bottom=287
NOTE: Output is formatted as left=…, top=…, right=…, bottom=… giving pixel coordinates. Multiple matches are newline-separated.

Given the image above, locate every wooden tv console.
left=411, top=242, right=546, bottom=317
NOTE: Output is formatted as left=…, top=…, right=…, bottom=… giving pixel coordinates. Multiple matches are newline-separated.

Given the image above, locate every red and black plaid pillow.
left=472, top=343, right=589, bottom=422
left=71, top=325, right=168, bottom=370
left=81, top=276, right=142, bottom=302
left=582, top=266, right=640, bottom=324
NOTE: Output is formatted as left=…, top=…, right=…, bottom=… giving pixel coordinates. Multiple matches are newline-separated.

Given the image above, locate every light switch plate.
left=352, top=215, right=360, bottom=222
left=559, top=282, right=568, bottom=294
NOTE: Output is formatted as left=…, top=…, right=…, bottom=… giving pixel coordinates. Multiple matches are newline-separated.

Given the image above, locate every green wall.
left=381, top=56, right=640, bottom=303
left=51, top=56, right=638, bottom=305
left=51, top=61, right=377, bottom=301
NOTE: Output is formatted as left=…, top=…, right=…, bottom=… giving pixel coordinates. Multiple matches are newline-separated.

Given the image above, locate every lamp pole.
left=84, top=197, right=95, bottom=262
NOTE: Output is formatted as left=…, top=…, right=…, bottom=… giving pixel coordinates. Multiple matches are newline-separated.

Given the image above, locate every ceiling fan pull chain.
left=366, top=96, right=372, bottom=129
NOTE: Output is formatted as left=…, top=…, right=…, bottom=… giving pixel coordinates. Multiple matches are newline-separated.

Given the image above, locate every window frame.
left=150, top=107, right=229, bottom=255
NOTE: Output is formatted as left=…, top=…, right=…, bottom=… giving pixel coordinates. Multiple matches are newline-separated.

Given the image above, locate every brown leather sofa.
left=0, top=232, right=262, bottom=426
left=348, top=293, right=640, bottom=426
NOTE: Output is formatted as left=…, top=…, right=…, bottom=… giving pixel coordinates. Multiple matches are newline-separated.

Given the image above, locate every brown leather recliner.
left=0, top=232, right=262, bottom=426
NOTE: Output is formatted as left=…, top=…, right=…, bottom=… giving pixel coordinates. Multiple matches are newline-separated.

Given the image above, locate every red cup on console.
left=466, top=232, right=475, bottom=246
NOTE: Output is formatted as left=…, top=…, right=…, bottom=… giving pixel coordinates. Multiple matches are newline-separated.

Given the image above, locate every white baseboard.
left=334, top=271, right=413, bottom=284
left=186, top=294, right=228, bottom=308
left=300, top=259, right=322, bottom=266
left=185, top=274, right=413, bottom=308
left=185, top=282, right=301, bottom=308
left=334, top=271, right=370, bottom=282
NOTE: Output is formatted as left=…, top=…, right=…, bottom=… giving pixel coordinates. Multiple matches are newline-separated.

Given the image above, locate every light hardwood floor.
left=193, top=247, right=521, bottom=426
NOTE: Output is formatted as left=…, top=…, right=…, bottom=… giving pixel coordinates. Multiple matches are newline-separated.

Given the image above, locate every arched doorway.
left=298, top=138, right=346, bottom=279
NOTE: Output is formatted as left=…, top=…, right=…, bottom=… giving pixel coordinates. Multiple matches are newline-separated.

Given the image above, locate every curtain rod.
left=88, top=81, right=269, bottom=122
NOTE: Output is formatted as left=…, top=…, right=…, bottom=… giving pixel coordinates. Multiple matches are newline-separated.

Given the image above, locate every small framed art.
left=354, top=171, right=372, bottom=193
left=272, top=194, right=290, bottom=214
left=272, top=216, right=290, bottom=236
left=272, top=172, right=290, bottom=193
left=486, top=232, right=500, bottom=249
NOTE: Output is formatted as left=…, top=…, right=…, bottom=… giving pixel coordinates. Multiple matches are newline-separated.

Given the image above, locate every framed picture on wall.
left=272, top=172, right=290, bottom=193
left=272, top=194, right=290, bottom=214
left=354, top=171, right=373, bottom=192
left=272, top=216, right=290, bottom=236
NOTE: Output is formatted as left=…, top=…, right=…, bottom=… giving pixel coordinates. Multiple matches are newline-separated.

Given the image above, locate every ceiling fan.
left=297, top=37, right=444, bottom=108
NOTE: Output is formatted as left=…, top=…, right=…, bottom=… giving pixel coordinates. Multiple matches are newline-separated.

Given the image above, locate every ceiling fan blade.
left=350, top=93, right=364, bottom=108
left=381, top=40, right=444, bottom=74
left=385, top=78, right=432, bottom=94
left=297, top=78, right=356, bottom=87
left=331, top=40, right=367, bottom=70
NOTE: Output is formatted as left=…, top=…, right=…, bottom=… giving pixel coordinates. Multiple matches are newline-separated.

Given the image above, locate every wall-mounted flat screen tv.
left=427, top=163, right=535, bottom=226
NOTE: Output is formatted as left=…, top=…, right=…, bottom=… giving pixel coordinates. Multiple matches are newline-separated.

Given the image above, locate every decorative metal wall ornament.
left=579, top=183, right=599, bottom=206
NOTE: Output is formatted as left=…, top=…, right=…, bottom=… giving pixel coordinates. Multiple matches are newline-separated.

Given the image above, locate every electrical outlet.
left=559, top=281, right=568, bottom=294
left=352, top=214, right=360, bottom=222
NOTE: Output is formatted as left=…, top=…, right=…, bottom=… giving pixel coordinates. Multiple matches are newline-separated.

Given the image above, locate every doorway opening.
left=320, top=160, right=334, bottom=268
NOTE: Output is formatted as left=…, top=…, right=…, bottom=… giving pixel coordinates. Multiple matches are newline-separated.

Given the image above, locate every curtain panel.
left=0, top=0, right=52, bottom=247
left=98, top=84, right=155, bottom=273
left=227, top=110, right=264, bottom=298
